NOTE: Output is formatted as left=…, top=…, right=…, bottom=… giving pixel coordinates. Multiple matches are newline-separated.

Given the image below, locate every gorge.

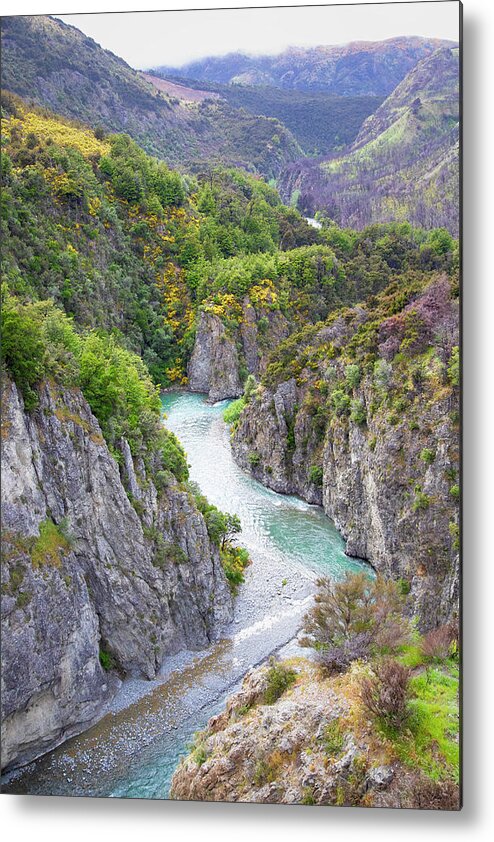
left=1, top=12, right=460, bottom=807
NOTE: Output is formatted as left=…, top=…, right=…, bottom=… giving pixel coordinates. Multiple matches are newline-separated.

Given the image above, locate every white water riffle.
left=305, top=216, right=322, bottom=229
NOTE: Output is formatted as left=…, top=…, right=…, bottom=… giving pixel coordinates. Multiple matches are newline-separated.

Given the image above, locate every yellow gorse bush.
left=3, top=105, right=110, bottom=158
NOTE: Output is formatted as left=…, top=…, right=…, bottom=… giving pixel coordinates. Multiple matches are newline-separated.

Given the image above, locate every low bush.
left=323, top=720, right=344, bottom=757
left=223, top=396, right=246, bottom=426
left=99, top=647, right=117, bottom=671
left=263, top=658, right=297, bottom=704
left=408, top=777, right=459, bottom=810
left=360, top=658, right=411, bottom=729
left=308, top=464, right=323, bottom=487
left=220, top=545, right=250, bottom=594
left=420, top=448, right=435, bottom=465
left=350, top=398, right=366, bottom=425
left=420, top=622, right=459, bottom=662
left=302, top=572, right=411, bottom=673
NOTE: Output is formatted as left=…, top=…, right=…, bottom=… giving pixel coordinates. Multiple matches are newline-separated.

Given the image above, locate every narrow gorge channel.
left=3, top=392, right=369, bottom=799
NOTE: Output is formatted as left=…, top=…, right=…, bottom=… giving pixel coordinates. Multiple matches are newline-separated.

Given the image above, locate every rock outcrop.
left=170, top=658, right=460, bottom=808
left=188, top=311, right=243, bottom=401
left=188, top=300, right=289, bottom=401
left=1, top=378, right=233, bottom=771
left=231, top=277, right=460, bottom=629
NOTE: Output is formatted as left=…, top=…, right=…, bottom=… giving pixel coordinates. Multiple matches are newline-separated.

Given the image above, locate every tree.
left=222, top=513, right=241, bottom=550
left=0, top=287, right=46, bottom=409
left=302, top=572, right=410, bottom=672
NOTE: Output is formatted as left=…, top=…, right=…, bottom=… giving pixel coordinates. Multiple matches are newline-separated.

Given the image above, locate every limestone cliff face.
left=188, top=299, right=289, bottom=401
left=1, top=379, right=232, bottom=771
left=231, top=279, right=460, bottom=629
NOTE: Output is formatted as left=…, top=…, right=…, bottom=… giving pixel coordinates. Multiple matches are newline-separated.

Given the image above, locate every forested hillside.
left=280, top=47, right=460, bottom=234
left=0, top=15, right=301, bottom=179
left=1, top=91, right=458, bottom=396
left=1, top=92, right=317, bottom=387
left=152, top=75, right=383, bottom=156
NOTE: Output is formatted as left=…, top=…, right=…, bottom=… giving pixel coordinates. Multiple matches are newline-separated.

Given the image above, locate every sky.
left=55, top=1, right=461, bottom=70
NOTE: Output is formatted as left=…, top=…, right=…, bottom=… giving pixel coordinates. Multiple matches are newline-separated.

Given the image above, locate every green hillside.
left=157, top=76, right=383, bottom=156
left=0, top=15, right=301, bottom=179
left=280, top=47, right=460, bottom=235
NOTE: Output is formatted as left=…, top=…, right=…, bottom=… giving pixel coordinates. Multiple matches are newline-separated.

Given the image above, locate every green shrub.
left=323, top=720, right=344, bottom=757
left=1, top=287, right=46, bottom=409
left=413, top=491, right=431, bottom=511
left=157, top=428, right=189, bottom=483
left=248, top=451, right=261, bottom=467
left=263, top=658, right=297, bottom=704
left=420, top=448, right=435, bottom=465
left=345, top=363, right=361, bottom=389
left=220, top=545, right=250, bottom=594
left=373, top=358, right=393, bottom=390
left=447, top=346, right=460, bottom=387
left=398, top=578, right=411, bottom=596
left=301, top=787, right=316, bottom=805
left=449, top=484, right=460, bottom=501
left=350, top=398, right=366, bottom=425
left=99, top=647, right=117, bottom=671
left=223, top=396, right=246, bottom=425
left=253, top=757, right=280, bottom=787
left=30, top=518, right=70, bottom=568
left=330, top=388, right=351, bottom=415
left=309, top=465, right=323, bottom=487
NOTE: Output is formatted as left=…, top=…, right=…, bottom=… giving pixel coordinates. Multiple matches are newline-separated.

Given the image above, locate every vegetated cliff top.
left=0, top=15, right=301, bottom=179
left=279, top=46, right=459, bottom=234
left=170, top=652, right=459, bottom=807
left=155, top=36, right=456, bottom=96
left=350, top=45, right=460, bottom=149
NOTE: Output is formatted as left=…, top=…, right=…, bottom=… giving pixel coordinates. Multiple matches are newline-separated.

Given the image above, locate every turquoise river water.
left=3, top=392, right=369, bottom=799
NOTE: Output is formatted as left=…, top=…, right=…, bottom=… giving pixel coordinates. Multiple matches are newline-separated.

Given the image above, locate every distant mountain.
left=152, top=74, right=384, bottom=156
left=0, top=15, right=301, bottom=179
left=155, top=37, right=455, bottom=97
left=279, top=47, right=460, bottom=235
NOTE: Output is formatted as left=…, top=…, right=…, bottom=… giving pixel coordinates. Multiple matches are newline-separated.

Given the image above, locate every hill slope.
left=0, top=15, right=301, bottom=179
left=153, top=74, right=384, bottom=156
left=279, top=47, right=460, bottom=234
left=156, top=37, right=454, bottom=96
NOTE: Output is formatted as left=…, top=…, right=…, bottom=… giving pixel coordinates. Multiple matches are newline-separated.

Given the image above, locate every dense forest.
left=154, top=76, right=384, bottom=156
left=0, top=15, right=301, bottom=179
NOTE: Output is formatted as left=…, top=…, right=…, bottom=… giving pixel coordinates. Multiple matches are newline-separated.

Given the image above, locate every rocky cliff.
left=1, top=378, right=232, bottom=771
left=188, top=299, right=289, bottom=401
left=231, top=275, right=460, bottom=629
left=170, top=657, right=459, bottom=808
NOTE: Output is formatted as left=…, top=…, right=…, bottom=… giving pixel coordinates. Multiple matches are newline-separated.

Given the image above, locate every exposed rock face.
left=232, top=279, right=460, bottom=629
left=170, top=658, right=458, bottom=808
left=188, top=311, right=242, bottom=401
left=1, top=379, right=233, bottom=771
left=188, top=301, right=289, bottom=401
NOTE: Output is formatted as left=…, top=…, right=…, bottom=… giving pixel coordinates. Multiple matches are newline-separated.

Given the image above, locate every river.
left=2, top=392, right=369, bottom=799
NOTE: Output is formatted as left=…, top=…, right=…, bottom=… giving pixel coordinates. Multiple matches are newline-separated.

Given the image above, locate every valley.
left=1, top=11, right=460, bottom=809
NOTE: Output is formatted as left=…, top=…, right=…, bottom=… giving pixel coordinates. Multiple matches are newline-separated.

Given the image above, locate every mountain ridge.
left=155, top=36, right=456, bottom=96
